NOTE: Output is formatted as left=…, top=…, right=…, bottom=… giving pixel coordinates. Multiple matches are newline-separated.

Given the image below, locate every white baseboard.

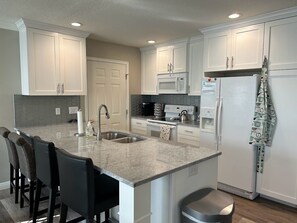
left=0, top=181, right=10, bottom=190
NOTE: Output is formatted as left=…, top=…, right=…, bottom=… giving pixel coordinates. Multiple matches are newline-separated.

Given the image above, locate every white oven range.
left=146, top=104, right=196, bottom=141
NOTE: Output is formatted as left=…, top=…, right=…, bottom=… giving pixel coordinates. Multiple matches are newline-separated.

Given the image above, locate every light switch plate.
left=69, top=106, right=79, bottom=114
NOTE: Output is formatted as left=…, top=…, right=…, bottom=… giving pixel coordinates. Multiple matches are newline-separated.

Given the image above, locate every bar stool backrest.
left=8, top=132, right=36, bottom=181
left=0, top=127, right=19, bottom=169
left=33, top=136, right=59, bottom=188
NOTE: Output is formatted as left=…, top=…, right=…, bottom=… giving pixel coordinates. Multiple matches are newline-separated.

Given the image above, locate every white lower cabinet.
left=177, top=125, right=200, bottom=146
left=131, top=118, right=147, bottom=136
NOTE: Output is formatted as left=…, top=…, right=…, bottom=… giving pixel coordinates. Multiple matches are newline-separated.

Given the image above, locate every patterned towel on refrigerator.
left=160, top=125, right=171, bottom=141
left=249, top=57, right=277, bottom=173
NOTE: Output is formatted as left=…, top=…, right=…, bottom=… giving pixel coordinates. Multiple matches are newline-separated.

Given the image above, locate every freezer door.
left=218, top=75, right=259, bottom=192
left=200, top=78, right=220, bottom=150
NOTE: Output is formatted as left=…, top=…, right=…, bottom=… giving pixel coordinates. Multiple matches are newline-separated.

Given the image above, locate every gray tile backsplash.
left=14, top=95, right=80, bottom=127
left=131, top=94, right=200, bottom=116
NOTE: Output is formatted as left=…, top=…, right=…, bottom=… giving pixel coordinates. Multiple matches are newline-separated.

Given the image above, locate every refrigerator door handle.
left=217, top=97, right=223, bottom=145
left=214, top=99, right=219, bottom=145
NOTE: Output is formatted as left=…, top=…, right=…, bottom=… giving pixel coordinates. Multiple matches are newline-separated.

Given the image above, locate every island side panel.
left=119, top=182, right=151, bottom=223
left=170, top=157, right=218, bottom=223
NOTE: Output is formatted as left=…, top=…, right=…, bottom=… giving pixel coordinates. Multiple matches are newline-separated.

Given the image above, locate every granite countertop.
left=16, top=123, right=219, bottom=187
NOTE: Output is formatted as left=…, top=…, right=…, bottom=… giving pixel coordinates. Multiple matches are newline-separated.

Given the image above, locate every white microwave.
left=157, top=73, right=188, bottom=94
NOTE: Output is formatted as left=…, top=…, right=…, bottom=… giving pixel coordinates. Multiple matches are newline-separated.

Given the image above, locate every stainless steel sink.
left=101, top=131, right=129, bottom=140
left=114, top=136, right=145, bottom=143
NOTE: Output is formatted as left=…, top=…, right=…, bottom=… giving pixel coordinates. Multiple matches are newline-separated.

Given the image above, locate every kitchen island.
left=16, top=123, right=221, bottom=223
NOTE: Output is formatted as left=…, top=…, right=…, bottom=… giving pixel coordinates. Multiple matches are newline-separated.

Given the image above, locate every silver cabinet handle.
left=136, top=122, right=142, bottom=125
left=185, top=130, right=193, bottom=134
left=171, top=63, right=174, bottom=72
left=231, top=56, right=234, bottom=68
left=226, top=57, right=229, bottom=69
left=167, top=64, right=170, bottom=72
left=61, top=84, right=64, bottom=94
left=57, top=84, right=60, bottom=95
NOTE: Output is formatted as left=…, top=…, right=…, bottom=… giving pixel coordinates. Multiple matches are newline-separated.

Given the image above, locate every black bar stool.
left=0, top=127, right=20, bottom=204
left=56, top=148, right=119, bottom=223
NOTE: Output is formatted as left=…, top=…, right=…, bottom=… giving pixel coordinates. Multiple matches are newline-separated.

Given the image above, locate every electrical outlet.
left=69, top=106, right=79, bottom=114
left=55, top=108, right=61, bottom=115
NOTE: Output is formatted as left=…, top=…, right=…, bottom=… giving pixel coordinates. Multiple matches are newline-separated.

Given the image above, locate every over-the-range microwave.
left=157, top=72, right=188, bottom=94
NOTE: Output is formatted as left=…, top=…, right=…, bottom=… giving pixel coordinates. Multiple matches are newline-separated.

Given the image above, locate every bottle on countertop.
left=86, top=121, right=94, bottom=137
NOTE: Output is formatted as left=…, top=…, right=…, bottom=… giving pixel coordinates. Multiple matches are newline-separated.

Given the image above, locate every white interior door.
left=87, top=59, right=128, bottom=131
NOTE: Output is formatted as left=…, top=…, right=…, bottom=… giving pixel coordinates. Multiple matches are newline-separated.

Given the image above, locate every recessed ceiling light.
left=71, top=22, right=82, bottom=27
left=228, top=13, right=240, bottom=19
left=147, top=40, right=156, bottom=44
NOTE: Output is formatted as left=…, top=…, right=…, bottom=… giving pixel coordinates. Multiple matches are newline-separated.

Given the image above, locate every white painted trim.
left=200, top=6, right=297, bottom=34
left=155, top=37, right=190, bottom=48
left=86, top=57, right=130, bottom=131
left=0, top=181, right=10, bottom=190
left=0, top=20, right=17, bottom=31
left=189, top=35, right=203, bottom=43
left=16, top=18, right=90, bottom=38
left=140, top=45, right=156, bottom=52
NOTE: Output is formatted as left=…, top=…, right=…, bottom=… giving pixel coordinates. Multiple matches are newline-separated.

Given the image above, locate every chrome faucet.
left=96, top=104, right=110, bottom=141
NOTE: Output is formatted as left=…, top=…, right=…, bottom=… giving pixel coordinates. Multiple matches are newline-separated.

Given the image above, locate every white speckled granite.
left=16, top=123, right=220, bottom=187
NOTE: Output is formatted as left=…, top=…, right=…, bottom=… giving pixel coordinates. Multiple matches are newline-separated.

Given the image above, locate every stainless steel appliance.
left=157, top=73, right=188, bottom=94
left=146, top=104, right=196, bottom=141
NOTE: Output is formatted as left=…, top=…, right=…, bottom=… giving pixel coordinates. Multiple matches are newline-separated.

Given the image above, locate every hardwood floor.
left=0, top=188, right=297, bottom=222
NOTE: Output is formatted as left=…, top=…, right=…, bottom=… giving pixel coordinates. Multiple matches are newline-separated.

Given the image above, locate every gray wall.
left=0, top=28, right=21, bottom=183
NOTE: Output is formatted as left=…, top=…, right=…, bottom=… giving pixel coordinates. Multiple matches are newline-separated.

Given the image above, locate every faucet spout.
left=96, top=104, right=110, bottom=141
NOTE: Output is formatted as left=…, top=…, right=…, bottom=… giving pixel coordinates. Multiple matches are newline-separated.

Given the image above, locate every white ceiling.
left=1, top=0, right=297, bottom=47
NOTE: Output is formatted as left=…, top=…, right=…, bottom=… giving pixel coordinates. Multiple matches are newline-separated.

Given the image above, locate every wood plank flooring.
left=0, top=188, right=297, bottom=222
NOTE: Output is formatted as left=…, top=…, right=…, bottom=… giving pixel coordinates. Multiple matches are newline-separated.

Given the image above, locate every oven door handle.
left=146, top=122, right=176, bottom=129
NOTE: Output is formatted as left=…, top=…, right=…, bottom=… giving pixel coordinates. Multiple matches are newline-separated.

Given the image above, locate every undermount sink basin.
left=101, top=131, right=129, bottom=140
left=114, top=136, right=146, bottom=143
left=101, top=131, right=146, bottom=143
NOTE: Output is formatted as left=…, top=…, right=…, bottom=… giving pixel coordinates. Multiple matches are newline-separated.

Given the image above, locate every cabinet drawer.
left=178, top=125, right=200, bottom=137
left=131, top=118, right=147, bottom=135
left=177, top=134, right=200, bottom=146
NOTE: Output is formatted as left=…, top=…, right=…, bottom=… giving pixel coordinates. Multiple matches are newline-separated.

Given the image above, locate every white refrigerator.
left=200, top=74, right=260, bottom=199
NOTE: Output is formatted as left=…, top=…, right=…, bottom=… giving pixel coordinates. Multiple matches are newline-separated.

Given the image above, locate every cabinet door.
left=203, top=31, right=231, bottom=72
left=189, top=39, right=203, bottom=95
left=141, top=49, right=157, bottom=94
left=157, top=46, right=172, bottom=74
left=59, top=35, right=87, bottom=95
left=25, top=28, right=59, bottom=95
left=264, top=16, right=297, bottom=70
left=172, top=43, right=187, bottom=73
left=256, top=72, right=297, bottom=205
left=231, top=24, right=264, bottom=70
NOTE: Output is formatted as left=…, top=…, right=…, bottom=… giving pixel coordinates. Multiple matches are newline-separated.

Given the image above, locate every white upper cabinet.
left=264, top=16, right=297, bottom=70
left=17, top=19, right=89, bottom=95
left=203, top=24, right=264, bottom=72
left=141, top=48, right=157, bottom=95
left=188, top=37, right=204, bottom=95
left=157, top=41, right=188, bottom=74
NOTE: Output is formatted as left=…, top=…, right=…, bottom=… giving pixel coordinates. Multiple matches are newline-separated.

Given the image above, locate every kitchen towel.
left=160, top=125, right=171, bottom=141
left=249, top=57, right=277, bottom=173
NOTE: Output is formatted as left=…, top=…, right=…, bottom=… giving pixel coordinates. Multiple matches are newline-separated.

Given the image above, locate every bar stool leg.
left=14, top=168, right=19, bottom=204
left=47, top=187, right=58, bottom=223
left=29, top=180, right=35, bottom=217
left=10, top=164, right=13, bottom=194
left=20, top=174, right=25, bottom=208
left=59, top=203, right=68, bottom=223
left=33, top=179, right=42, bottom=223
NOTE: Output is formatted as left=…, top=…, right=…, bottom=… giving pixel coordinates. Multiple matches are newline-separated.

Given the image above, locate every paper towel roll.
left=77, top=110, right=84, bottom=134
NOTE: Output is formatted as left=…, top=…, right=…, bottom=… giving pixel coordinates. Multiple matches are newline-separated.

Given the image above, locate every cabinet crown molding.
left=200, top=6, right=297, bottom=34
left=16, top=18, right=90, bottom=38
